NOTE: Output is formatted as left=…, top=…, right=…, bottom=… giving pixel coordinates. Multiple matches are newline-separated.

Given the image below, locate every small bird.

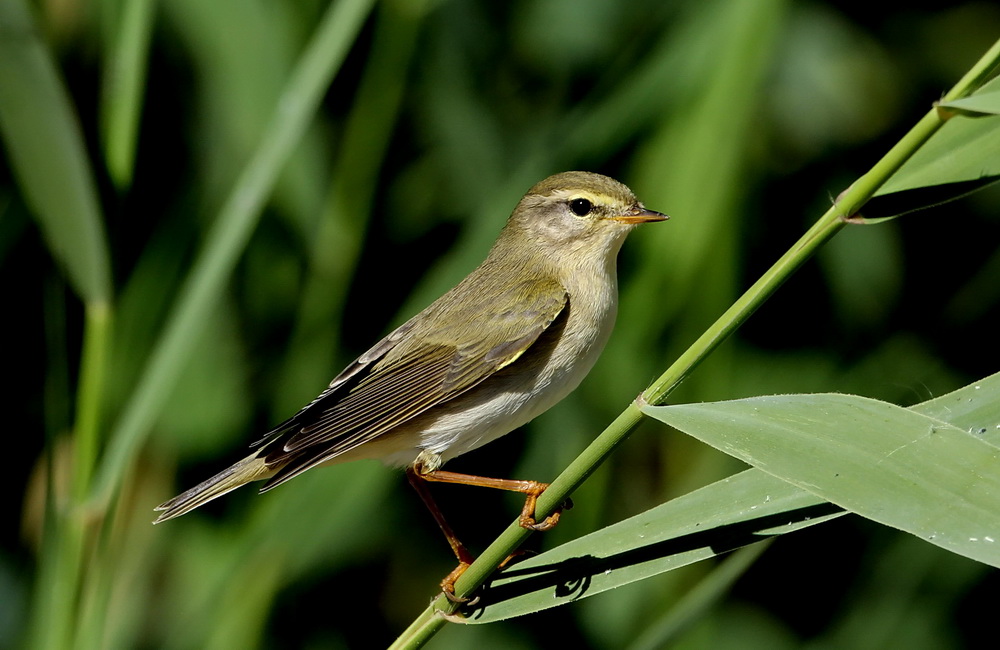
left=155, top=171, right=666, bottom=591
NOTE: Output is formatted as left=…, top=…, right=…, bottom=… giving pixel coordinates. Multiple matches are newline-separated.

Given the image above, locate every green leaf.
left=460, top=375, right=995, bottom=628
left=939, top=91, right=1000, bottom=116
left=938, top=76, right=1000, bottom=117
left=860, top=176, right=999, bottom=221
left=911, top=371, right=1000, bottom=449
left=0, top=0, right=112, bottom=303
left=101, top=0, right=156, bottom=189
left=865, top=77, right=1000, bottom=218
left=458, top=469, right=844, bottom=623
left=873, top=114, right=1000, bottom=195
left=641, top=381, right=1000, bottom=569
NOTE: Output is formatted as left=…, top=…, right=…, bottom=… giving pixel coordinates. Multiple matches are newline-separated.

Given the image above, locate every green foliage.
left=447, top=370, right=1000, bottom=626
left=646, top=379, right=1000, bottom=565
left=0, top=0, right=111, bottom=304
left=2, top=0, right=999, bottom=648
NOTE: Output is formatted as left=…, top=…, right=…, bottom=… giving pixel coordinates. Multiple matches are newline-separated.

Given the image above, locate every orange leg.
left=416, top=468, right=565, bottom=530
left=405, top=466, right=475, bottom=600
left=406, top=461, right=570, bottom=599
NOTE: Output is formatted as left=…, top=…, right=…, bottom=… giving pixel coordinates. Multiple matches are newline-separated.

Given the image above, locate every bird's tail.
left=153, top=454, right=273, bottom=523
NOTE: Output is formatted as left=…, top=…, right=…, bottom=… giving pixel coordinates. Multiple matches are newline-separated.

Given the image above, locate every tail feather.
left=153, top=455, right=273, bottom=523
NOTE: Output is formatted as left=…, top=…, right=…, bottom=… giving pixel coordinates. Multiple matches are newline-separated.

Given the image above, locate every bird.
left=154, top=170, right=667, bottom=592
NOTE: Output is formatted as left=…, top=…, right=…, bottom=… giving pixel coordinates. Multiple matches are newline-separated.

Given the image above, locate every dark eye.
left=569, top=198, right=592, bottom=216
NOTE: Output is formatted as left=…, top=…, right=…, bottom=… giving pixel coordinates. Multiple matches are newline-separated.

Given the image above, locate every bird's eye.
left=569, top=198, right=593, bottom=216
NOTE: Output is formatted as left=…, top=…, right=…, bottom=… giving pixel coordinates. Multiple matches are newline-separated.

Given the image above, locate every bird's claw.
left=439, top=561, right=480, bottom=606
left=518, top=497, right=573, bottom=531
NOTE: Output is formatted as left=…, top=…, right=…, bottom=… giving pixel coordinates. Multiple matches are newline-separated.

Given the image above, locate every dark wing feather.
left=249, top=320, right=420, bottom=448
left=259, top=274, right=568, bottom=488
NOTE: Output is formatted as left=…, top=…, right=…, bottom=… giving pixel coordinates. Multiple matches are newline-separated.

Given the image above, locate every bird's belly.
left=377, top=312, right=613, bottom=467
left=421, top=380, right=567, bottom=460
left=374, top=375, right=572, bottom=468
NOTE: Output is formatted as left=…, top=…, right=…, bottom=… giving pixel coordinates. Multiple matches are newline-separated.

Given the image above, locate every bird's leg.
left=412, top=462, right=569, bottom=531
left=408, top=457, right=572, bottom=600
left=405, top=465, right=476, bottom=601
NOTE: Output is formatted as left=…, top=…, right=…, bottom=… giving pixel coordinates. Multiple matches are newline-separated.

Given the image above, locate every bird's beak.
left=612, top=207, right=669, bottom=224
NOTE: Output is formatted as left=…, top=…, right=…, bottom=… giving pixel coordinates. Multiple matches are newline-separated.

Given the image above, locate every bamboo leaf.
left=863, top=75, right=1000, bottom=218
left=641, top=379, right=1000, bottom=568
left=872, top=113, right=1000, bottom=195
left=938, top=73, right=1000, bottom=117
left=939, top=91, right=1000, bottom=116
left=911, top=371, right=1000, bottom=448
left=458, top=469, right=843, bottom=624
left=869, top=78, right=999, bottom=192
left=456, top=373, right=1000, bottom=623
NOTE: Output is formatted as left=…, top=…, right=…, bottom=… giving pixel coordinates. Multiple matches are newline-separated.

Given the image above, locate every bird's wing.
left=259, top=275, right=568, bottom=487
left=248, top=317, right=421, bottom=449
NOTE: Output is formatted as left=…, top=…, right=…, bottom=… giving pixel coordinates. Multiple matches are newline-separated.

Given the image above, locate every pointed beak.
left=612, top=207, right=669, bottom=224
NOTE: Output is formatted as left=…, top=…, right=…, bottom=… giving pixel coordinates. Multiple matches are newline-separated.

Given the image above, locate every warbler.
left=154, top=171, right=666, bottom=590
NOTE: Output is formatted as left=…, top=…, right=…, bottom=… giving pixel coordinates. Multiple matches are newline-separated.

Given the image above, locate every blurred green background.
left=3, top=0, right=999, bottom=647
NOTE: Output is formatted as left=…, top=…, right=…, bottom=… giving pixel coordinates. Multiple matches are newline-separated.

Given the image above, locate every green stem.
left=75, top=491, right=120, bottom=650
left=29, top=513, right=86, bottom=650
left=390, top=35, right=1000, bottom=648
left=389, top=607, right=444, bottom=650
left=72, top=301, right=112, bottom=502
left=28, top=299, right=111, bottom=650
